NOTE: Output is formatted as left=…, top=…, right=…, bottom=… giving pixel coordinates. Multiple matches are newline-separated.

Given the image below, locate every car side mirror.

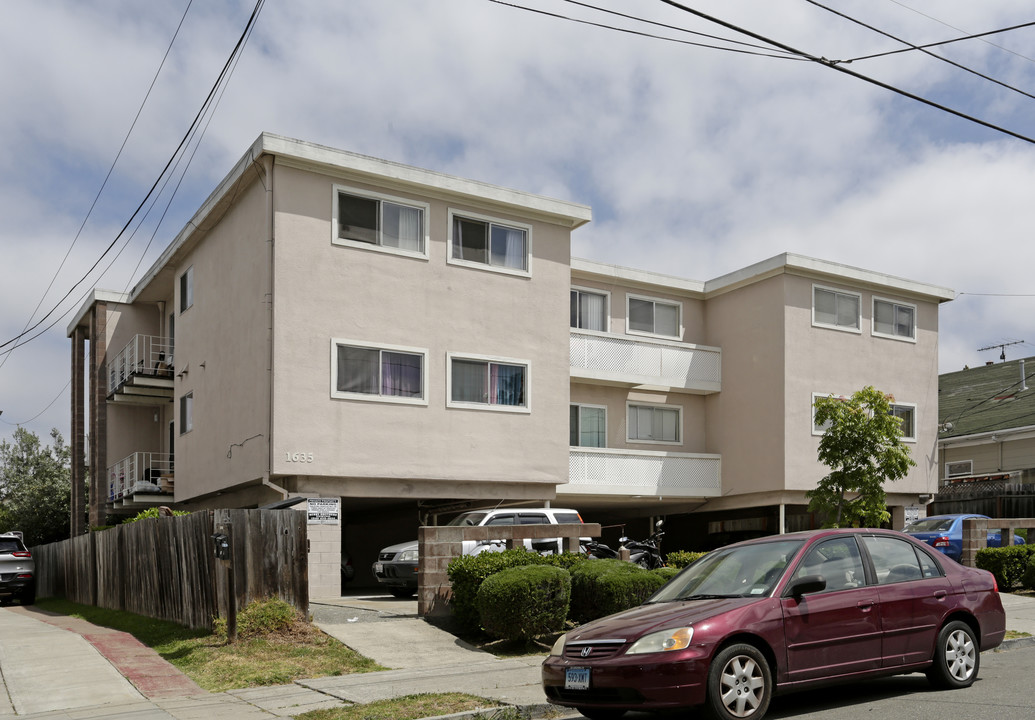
left=787, top=574, right=826, bottom=599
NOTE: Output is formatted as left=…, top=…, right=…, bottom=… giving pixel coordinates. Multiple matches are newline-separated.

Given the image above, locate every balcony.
left=565, top=447, right=722, bottom=498
left=107, top=452, right=174, bottom=508
left=108, top=335, right=174, bottom=404
left=569, top=331, right=720, bottom=394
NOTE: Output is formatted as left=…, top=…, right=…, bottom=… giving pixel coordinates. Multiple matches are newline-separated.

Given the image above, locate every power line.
left=654, top=0, right=1035, bottom=146
left=840, top=19, right=1035, bottom=64
left=887, top=0, right=1035, bottom=65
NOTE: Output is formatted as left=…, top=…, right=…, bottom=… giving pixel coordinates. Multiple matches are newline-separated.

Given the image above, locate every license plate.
left=373, top=562, right=383, bottom=574
left=565, top=667, right=590, bottom=690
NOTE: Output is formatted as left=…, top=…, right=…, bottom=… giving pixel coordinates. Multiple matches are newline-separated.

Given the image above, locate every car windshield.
left=903, top=517, right=956, bottom=532
left=446, top=512, right=487, bottom=527
left=649, top=539, right=804, bottom=601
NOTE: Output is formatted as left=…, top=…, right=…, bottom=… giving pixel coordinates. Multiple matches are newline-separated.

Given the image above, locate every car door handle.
left=933, top=590, right=947, bottom=600
left=857, top=601, right=874, bottom=611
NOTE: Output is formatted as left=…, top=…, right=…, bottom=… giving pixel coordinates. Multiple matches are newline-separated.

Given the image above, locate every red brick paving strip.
left=9, top=606, right=206, bottom=698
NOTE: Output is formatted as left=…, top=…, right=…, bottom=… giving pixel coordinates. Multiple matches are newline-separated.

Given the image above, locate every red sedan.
left=542, top=528, right=1005, bottom=720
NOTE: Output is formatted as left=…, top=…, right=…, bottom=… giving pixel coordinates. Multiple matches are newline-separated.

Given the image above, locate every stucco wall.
left=569, top=384, right=707, bottom=452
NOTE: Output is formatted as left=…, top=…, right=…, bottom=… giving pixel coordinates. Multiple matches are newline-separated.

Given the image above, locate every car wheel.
left=577, top=709, right=626, bottom=720
left=926, top=620, right=979, bottom=689
left=389, top=588, right=416, bottom=599
left=706, top=643, right=772, bottom=720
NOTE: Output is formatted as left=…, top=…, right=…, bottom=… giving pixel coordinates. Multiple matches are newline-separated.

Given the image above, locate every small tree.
left=0, top=428, right=72, bottom=545
left=807, top=387, right=915, bottom=528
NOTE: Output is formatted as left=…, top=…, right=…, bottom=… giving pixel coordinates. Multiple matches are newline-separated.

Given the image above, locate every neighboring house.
left=68, top=134, right=954, bottom=598
left=935, top=357, right=1035, bottom=514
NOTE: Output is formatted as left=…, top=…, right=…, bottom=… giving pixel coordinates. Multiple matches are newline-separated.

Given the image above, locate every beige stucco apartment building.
left=68, top=134, right=954, bottom=597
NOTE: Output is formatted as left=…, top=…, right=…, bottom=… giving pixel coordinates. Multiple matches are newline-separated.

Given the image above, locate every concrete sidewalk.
left=3, top=591, right=1035, bottom=720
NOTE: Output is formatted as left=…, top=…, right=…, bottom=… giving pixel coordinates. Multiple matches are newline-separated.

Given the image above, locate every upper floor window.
left=331, top=340, right=426, bottom=404
left=449, top=211, right=530, bottom=275
left=179, top=266, right=194, bottom=313
left=334, top=186, right=428, bottom=257
left=873, top=297, right=916, bottom=341
left=890, top=403, right=916, bottom=441
left=571, top=288, right=608, bottom=332
left=627, top=295, right=680, bottom=338
left=813, top=285, right=860, bottom=332
left=448, top=353, right=529, bottom=411
left=627, top=403, right=680, bottom=444
left=570, top=404, right=606, bottom=447
left=179, top=392, right=193, bottom=434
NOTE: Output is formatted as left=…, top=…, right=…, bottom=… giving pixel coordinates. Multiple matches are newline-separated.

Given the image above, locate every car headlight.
left=549, top=633, right=568, bottom=656
left=627, top=627, right=693, bottom=655
left=398, top=549, right=419, bottom=562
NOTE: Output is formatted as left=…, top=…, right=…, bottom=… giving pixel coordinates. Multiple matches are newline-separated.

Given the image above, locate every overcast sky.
left=3, top=0, right=1035, bottom=446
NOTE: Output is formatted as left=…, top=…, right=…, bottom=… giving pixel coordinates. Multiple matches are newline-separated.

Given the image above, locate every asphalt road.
left=587, top=645, right=1034, bottom=720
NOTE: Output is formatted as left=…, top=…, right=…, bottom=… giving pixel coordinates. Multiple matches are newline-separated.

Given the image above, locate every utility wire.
left=0, top=0, right=266, bottom=355
left=887, top=0, right=1035, bottom=65
left=841, top=19, right=1035, bottom=64
left=655, top=0, right=1035, bottom=146
left=0, top=0, right=195, bottom=374
left=805, top=1, right=1035, bottom=104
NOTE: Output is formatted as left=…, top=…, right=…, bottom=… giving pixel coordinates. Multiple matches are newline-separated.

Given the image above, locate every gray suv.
left=0, top=532, right=35, bottom=605
left=373, top=507, right=585, bottom=598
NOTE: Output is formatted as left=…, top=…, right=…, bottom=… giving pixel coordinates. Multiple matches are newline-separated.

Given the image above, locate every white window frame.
left=872, top=296, right=917, bottom=343
left=946, top=460, right=973, bottom=478
left=332, top=184, right=430, bottom=260
left=812, top=284, right=861, bottom=334
left=812, top=392, right=844, bottom=435
left=890, top=402, right=917, bottom=442
left=570, top=403, right=607, bottom=448
left=179, top=392, right=193, bottom=435
left=447, top=209, right=532, bottom=277
left=330, top=339, right=428, bottom=406
left=446, top=352, right=531, bottom=413
left=626, top=402, right=682, bottom=445
left=570, top=286, right=611, bottom=334
left=626, top=293, right=682, bottom=340
left=179, top=266, right=193, bottom=314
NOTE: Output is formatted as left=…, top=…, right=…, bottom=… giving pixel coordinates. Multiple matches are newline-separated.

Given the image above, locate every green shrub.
left=1022, top=556, right=1035, bottom=591
left=213, top=597, right=301, bottom=640
left=975, top=545, right=1035, bottom=589
left=476, top=565, right=571, bottom=641
left=123, top=507, right=191, bottom=523
left=666, top=550, right=707, bottom=569
left=652, top=566, right=680, bottom=583
left=569, top=559, right=668, bottom=624
left=448, top=549, right=588, bottom=632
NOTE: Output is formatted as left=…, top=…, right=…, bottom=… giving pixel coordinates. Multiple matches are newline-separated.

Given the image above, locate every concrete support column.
left=70, top=326, right=86, bottom=536
left=88, top=304, right=107, bottom=529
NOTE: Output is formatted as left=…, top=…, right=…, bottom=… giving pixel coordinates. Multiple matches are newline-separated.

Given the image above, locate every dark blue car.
left=903, top=513, right=1024, bottom=562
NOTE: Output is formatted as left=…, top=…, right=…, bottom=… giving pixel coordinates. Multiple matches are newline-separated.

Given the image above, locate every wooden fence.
left=31, top=509, right=308, bottom=630
left=929, top=482, right=1035, bottom=518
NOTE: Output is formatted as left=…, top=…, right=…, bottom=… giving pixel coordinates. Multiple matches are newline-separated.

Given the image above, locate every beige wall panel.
left=1002, top=438, right=1035, bottom=471
left=172, top=178, right=271, bottom=499
left=569, top=384, right=707, bottom=452
left=569, top=277, right=705, bottom=341
left=943, top=443, right=999, bottom=476
left=270, top=166, right=570, bottom=491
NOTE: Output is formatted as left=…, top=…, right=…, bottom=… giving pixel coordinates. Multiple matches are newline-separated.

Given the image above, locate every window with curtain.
left=450, top=357, right=527, bottom=408
left=813, top=286, right=860, bottom=331
left=337, top=190, right=425, bottom=253
left=627, top=404, right=680, bottom=443
left=570, top=404, right=606, bottom=447
left=890, top=403, right=916, bottom=440
left=451, top=214, right=528, bottom=272
left=873, top=298, right=915, bottom=340
left=335, top=343, right=423, bottom=400
left=628, top=296, right=680, bottom=337
left=571, top=289, right=608, bottom=331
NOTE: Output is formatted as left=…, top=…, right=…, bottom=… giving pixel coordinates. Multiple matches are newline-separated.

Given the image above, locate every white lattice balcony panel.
left=108, top=334, right=175, bottom=402
left=566, top=448, right=721, bottom=498
left=569, top=332, right=720, bottom=394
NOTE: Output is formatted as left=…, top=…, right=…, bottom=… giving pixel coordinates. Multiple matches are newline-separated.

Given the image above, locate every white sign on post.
left=904, top=505, right=920, bottom=524
left=307, top=497, right=340, bottom=525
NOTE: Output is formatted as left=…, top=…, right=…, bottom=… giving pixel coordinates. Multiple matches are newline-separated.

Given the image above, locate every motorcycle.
left=584, top=520, right=665, bottom=569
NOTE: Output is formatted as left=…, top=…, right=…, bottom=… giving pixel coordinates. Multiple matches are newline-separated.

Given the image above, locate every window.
left=813, top=285, right=860, bottom=332
left=570, top=404, right=606, bottom=447
left=873, top=297, right=916, bottom=340
left=179, top=266, right=193, bottom=313
left=627, top=403, right=680, bottom=444
left=449, top=211, right=530, bottom=273
left=811, top=392, right=844, bottom=435
left=334, top=187, right=427, bottom=256
left=891, top=403, right=916, bottom=441
left=571, top=288, right=608, bottom=332
left=179, top=392, right=193, bottom=434
left=331, top=340, right=426, bottom=404
left=794, top=537, right=865, bottom=592
left=861, top=536, right=924, bottom=584
left=946, top=460, right=973, bottom=478
left=627, top=295, right=680, bottom=338
left=448, top=354, right=529, bottom=411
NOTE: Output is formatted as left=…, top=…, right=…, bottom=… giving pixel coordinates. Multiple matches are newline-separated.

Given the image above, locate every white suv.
left=372, top=507, right=585, bottom=597
left=0, top=532, right=35, bottom=606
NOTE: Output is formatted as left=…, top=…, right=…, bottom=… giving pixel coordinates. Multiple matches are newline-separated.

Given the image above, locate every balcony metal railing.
left=107, top=452, right=174, bottom=501
left=566, top=447, right=721, bottom=498
left=108, top=335, right=174, bottom=394
left=569, top=331, right=720, bottom=392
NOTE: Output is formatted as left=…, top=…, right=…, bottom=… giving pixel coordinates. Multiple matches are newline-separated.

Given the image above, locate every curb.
left=995, top=635, right=1035, bottom=652
left=419, top=702, right=575, bottom=720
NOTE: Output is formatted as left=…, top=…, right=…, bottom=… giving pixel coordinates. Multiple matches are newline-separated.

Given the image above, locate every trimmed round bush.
left=569, top=558, right=668, bottom=624
left=666, top=550, right=708, bottom=569
left=975, top=545, right=1035, bottom=590
left=1021, top=554, right=1035, bottom=591
left=476, top=565, right=571, bottom=641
